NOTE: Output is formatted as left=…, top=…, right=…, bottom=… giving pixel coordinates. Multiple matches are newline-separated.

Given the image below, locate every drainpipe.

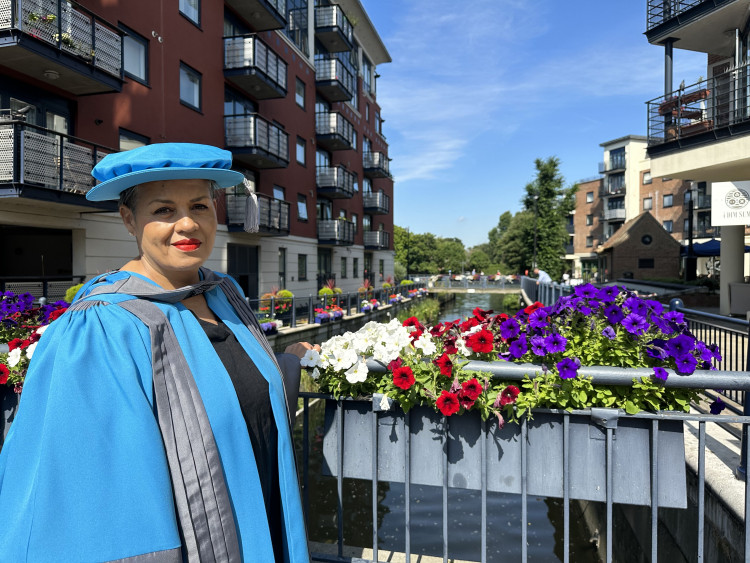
left=664, top=38, right=674, bottom=96
left=719, top=223, right=743, bottom=316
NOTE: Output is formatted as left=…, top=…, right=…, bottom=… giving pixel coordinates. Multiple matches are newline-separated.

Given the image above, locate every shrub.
left=382, top=282, right=392, bottom=289
left=400, top=280, right=414, bottom=286
left=64, top=283, right=84, bottom=303
left=318, top=287, right=334, bottom=297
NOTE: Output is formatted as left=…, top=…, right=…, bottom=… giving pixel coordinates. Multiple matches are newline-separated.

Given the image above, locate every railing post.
left=291, top=296, right=296, bottom=328
left=668, top=298, right=683, bottom=312
left=739, top=317, right=750, bottom=480
left=308, top=295, right=314, bottom=324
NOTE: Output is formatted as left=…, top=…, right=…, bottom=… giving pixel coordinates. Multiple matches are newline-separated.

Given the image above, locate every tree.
left=487, top=211, right=513, bottom=264
left=467, top=248, right=490, bottom=273
left=394, top=226, right=467, bottom=274
left=435, top=238, right=466, bottom=273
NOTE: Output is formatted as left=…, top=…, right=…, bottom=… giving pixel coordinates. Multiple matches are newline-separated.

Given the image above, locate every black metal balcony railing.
left=223, top=35, right=287, bottom=99
left=363, top=151, right=391, bottom=178
left=225, top=191, right=289, bottom=235
left=314, top=4, right=353, bottom=53
left=314, top=56, right=354, bottom=102
left=597, top=156, right=626, bottom=174
left=0, top=118, right=114, bottom=200
left=684, top=194, right=712, bottom=210
left=0, top=0, right=123, bottom=92
left=364, top=230, right=390, bottom=249
left=317, top=219, right=354, bottom=245
left=647, top=62, right=750, bottom=146
left=315, top=111, right=355, bottom=151
left=646, top=0, right=705, bottom=31
left=316, top=165, right=355, bottom=199
left=363, top=191, right=390, bottom=215
left=222, top=0, right=285, bottom=32
left=224, top=113, right=289, bottom=168
left=564, top=242, right=574, bottom=254
left=599, top=183, right=626, bottom=197
left=602, top=208, right=627, bottom=221
left=685, top=224, right=721, bottom=239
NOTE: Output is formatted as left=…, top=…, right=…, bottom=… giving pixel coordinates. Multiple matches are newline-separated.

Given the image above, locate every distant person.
left=562, top=271, right=570, bottom=285
left=534, top=267, right=552, bottom=284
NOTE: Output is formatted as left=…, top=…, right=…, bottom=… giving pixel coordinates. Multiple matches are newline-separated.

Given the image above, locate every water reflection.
left=439, top=292, right=522, bottom=323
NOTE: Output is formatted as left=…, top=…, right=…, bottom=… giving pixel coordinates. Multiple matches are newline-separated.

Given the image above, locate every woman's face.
left=120, top=179, right=217, bottom=286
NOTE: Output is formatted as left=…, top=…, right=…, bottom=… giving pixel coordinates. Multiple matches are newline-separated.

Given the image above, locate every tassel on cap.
left=243, top=178, right=259, bottom=233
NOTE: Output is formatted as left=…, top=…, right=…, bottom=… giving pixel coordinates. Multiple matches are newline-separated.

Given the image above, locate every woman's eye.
left=193, top=204, right=209, bottom=210
left=153, top=207, right=172, bottom=215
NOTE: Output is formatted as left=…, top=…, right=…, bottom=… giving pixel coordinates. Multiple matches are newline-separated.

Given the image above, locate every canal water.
left=300, top=289, right=601, bottom=562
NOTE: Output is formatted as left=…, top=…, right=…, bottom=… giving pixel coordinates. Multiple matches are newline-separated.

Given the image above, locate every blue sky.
left=361, top=0, right=706, bottom=248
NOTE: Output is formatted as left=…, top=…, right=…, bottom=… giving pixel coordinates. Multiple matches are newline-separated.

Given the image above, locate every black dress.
left=195, top=315, right=283, bottom=561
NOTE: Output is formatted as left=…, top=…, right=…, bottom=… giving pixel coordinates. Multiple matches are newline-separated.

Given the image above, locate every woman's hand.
left=284, top=342, right=320, bottom=359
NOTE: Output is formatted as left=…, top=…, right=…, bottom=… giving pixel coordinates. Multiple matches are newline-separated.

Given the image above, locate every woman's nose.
left=176, top=212, right=199, bottom=232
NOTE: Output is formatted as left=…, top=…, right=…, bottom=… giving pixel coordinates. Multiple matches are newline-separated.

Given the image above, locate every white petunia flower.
left=345, top=359, right=369, bottom=383
left=414, top=334, right=437, bottom=356
left=311, top=367, right=320, bottom=379
left=456, top=337, right=470, bottom=357
left=36, top=325, right=49, bottom=335
left=300, top=348, right=321, bottom=368
left=7, top=348, right=22, bottom=368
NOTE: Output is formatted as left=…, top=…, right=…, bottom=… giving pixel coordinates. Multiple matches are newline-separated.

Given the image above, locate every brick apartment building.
left=0, top=0, right=394, bottom=300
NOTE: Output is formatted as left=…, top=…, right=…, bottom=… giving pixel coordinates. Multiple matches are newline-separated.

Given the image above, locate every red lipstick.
left=173, top=238, right=201, bottom=252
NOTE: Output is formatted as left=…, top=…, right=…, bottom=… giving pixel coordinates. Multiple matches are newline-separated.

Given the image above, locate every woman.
left=0, top=143, right=311, bottom=562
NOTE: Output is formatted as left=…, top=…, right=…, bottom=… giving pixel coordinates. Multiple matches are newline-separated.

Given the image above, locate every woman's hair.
left=118, top=180, right=220, bottom=211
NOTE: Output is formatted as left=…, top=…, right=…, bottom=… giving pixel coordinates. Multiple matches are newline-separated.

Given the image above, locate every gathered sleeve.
left=0, top=301, right=182, bottom=562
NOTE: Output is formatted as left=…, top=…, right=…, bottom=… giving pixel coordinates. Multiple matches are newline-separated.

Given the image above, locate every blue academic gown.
left=0, top=270, right=310, bottom=563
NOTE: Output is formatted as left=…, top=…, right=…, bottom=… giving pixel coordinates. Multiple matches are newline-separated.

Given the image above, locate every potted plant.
left=301, top=284, right=724, bottom=508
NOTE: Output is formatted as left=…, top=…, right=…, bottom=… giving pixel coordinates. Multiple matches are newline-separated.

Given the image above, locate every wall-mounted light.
left=43, top=69, right=60, bottom=80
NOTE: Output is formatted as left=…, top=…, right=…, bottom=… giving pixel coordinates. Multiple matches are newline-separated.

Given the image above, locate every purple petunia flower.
left=696, top=342, right=714, bottom=362
left=499, top=318, right=520, bottom=340
left=651, top=315, right=674, bottom=335
left=665, top=334, right=695, bottom=358
left=556, top=357, right=580, bottom=379
left=602, top=326, right=616, bottom=340
left=530, top=335, right=546, bottom=356
left=709, top=343, right=722, bottom=362
left=653, top=366, right=669, bottom=381
left=508, top=335, right=528, bottom=359
left=674, top=354, right=698, bottom=375
left=646, top=300, right=664, bottom=315
left=574, top=284, right=598, bottom=299
left=597, top=285, right=619, bottom=303
left=604, top=304, right=625, bottom=324
left=575, top=300, right=592, bottom=316
left=663, top=311, right=685, bottom=325
left=621, top=313, right=649, bottom=336
left=528, top=308, right=549, bottom=330
left=623, top=296, right=649, bottom=317
left=544, top=332, right=567, bottom=354
left=710, top=397, right=726, bottom=415
left=646, top=338, right=667, bottom=360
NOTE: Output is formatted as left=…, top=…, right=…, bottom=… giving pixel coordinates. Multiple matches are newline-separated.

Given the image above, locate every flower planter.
left=1, top=386, right=20, bottom=450
left=321, top=399, right=687, bottom=509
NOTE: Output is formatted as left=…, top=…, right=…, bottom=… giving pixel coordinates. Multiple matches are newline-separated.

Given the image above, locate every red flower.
left=430, top=322, right=447, bottom=337
left=524, top=301, right=544, bottom=314
left=433, top=353, right=453, bottom=377
left=436, top=390, right=460, bottom=416
left=443, top=339, right=458, bottom=355
left=387, top=357, right=403, bottom=371
left=472, top=307, right=493, bottom=321
left=0, top=364, right=9, bottom=385
left=409, top=329, right=424, bottom=342
left=461, top=378, right=483, bottom=401
left=392, top=366, right=415, bottom=390
left=403, top=316, right=421, bottom=329
left=500, top=385, right=520, bottom=406
left=466, top=329, right=494, bottom=354
left=7, top=339, right=24, bottom=351
left=48, top=308, right=67, bottom=322
left=459, top=395, right=475, bottom=410
left=21, top=339, right=31, bottom=349
left=460, top=317, right=479, bottom=332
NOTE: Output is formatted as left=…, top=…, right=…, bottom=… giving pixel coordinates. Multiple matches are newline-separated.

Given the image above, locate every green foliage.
left=394, top=225, right=467, bottom=273
left=333, top=287, right=343, bottom=294
left=396, top=298, right=441, bottom=325
left=502, top=293, right=521, bottom=312
left=64, top=283, right=83, bottom=303
left=399, top=280, right=414, bottom=285
left=382, top=282, right=392, bottom=289
left=466, top=248, right=491, bottom=272
left=318, top=287, right=334, bottom=296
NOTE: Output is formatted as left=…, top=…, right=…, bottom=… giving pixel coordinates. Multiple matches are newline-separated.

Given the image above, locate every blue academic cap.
left=87, top=143, right=245, bottom=201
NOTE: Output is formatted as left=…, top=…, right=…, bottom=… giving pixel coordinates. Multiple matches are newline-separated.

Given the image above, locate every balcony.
left=363, top=191, right=390, bottom=215
left=646, top=0, right=742, bottom=54
left=315, top=111, right=355, bottom=151
left=224, top=35, right=287, bottom=100
left=687, top=224, right=721, bottom=239
left=363, top=151, right=391, bottom=178
left=564, top=242, right=574, bottom=254
left=316, top=165, right=355, bottom=199
left=314, top=5, right=353, bottom=53
left=317, top=219, right=354, bottom=246
left=602, top=208, right=627, bottom=221
left=599, top=183, right=626, bottom=197
left=364, top=230, right=390, bottom=250
left=598, top=156, right=626, bottom=174
left=225, top=113, right=289, bottom=169
left=222, top=0, right=285, bottom=32
left=0, top=118, right=116, bottom=210
left=0, top=0, right=123, bottom=94
left=647, top=62, right=750, bottom=153
left=314, top=56, right=354, bottom=102
left=684, top=194, right=711, bottom=210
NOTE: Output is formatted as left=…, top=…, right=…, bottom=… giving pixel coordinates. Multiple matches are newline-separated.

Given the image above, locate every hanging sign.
left=711, top=181, right=750, bottom=226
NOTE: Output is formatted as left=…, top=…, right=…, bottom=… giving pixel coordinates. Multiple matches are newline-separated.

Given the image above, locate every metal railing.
left=314, top=56, right=355, bottom=99
left=0, top=119, right=114, bottom=194
left=647, top=62, right=750, bottom=145
left=0, top=275, right=85, bottom=301
left=224, top=113, right=289, bottom=163
left=430, top=275, right=520, bottom=290
left=685, top=225, right=721, bottom=238
left=298, top=360, right=750, bottom=562
left=684, top=194, right=711, bottom=209
left=315, top=165, right=355, bottom=198
left=0, top=0, right=123, bottom=76
left=314, top=4, right=353, bottom=44
left=362, top=191, right=390, bottom=214
left=223, top=34, right=287, bottom=91
left=317, top=219, right=355, bottom=245
left=602, top=208, right=627, bottom=221
left=256, top=193, right=290, bottom=233
left=598, top=156, right=626, bottom=173
left=362, top=151, right=390, bottom=176
left=363, top=230, right=390, bottom=250
left=315, top=111, right=355, bottom=148
left=599, top=182, right=626, bottom=197
left=646, top=0, right=705, bottom=31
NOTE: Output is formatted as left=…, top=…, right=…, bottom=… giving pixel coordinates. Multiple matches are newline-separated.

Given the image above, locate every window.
left=379, top=259, right=384, bottom=278
left=46, top=112, right=68, bottom=134
left=639, top=258, right=655, bottom=269
left=643, top=197, right=653, bottom=210
left=119, top=128, right=149, bottom=151
left=353, top=257, right=359, bottom=278
left=278, top=248, right=286, bottom=288
left=586, top=192, right=594, bottom=203
left=352, top=130, right=357, bottom=152
left=179, top=63, right=201, bottom=110
left=363, top=215, right=372, bottom=231
left=351, top=213, right=358, bottom=233
left=297, top=194, right=308, bottom=221
left=663, top=194, right=673, bottom=208
left=663, top=220, right=673, bottom=233
left=362, top=56, right=372, bottom=93
left=179, top=0, right=200, bottom=25
left=121, top=25, right=148, bottom=83
left=273, top=186, right=285, bottom=200
left=586, top=214, right=593, bottom=226
left=684, top=219, right=690, bottom=233
left=366, top=104, right=369, bottom=122
left=353, top=176, right=359, bottom=193
left=341, top=257, right=347, bottom=278
left=296, top=137, right=306, bottom=165
left=363, top=177, right=372, bottom=193
left=298, top=254, right=307, bottom=281
left=339, top=209, right=346, bottom=219
left=586, top=236, right=593, bottom=247
left=643, top=171, right=652, bottom=185
left=295, top=78, right=305, bottom=108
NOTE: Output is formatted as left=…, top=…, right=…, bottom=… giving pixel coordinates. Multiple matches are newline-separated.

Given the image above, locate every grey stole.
left=73, top=269, right=297, bottom=562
